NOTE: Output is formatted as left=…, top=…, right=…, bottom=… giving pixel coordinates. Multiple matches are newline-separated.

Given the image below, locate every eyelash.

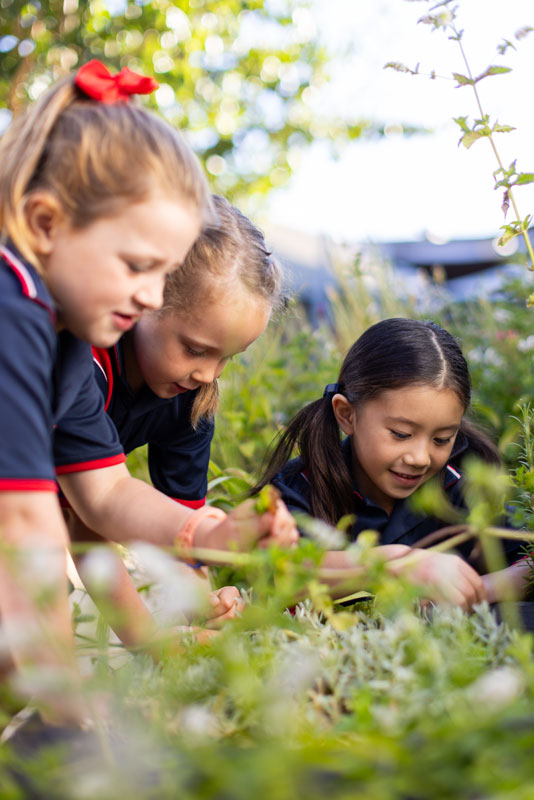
left=390, top=430, right=453, bottom=446
left=186, top=346, right=205, bottom=358
left=125, top=261, right=144, bottom=274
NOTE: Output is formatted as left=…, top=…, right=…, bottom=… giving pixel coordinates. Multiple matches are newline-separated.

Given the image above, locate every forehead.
left=364, top=385, right=465, bottom=426
left=165, top=290, right=271, bottom=351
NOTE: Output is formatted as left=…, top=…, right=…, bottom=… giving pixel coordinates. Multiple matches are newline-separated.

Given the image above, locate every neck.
left=352, top=461, right=395, bottom=516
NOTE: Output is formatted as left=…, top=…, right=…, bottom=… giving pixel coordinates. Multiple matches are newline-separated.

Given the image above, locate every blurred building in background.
left=265, top=224, right=534, bottom=323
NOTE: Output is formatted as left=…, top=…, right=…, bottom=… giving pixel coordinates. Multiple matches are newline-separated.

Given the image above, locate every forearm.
left=481, top=560, right=531, bottom=604
left=70, top=527, right=159, bottom=654
left=317, top=545, right=412, bottom=597
left=61, top=469, right=198, bottom=548
left=0, top=492, right=77, bottom=678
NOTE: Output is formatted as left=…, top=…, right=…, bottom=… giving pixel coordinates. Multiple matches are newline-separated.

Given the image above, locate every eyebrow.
left=385, top=416, right=459, bottom=431
left=119, top=253, right=183, bottom=271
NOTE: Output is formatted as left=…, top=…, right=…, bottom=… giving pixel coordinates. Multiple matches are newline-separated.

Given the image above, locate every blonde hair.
left=162, top=195, right=286, bottom=427
left=0, top=72, right=213, bottom=268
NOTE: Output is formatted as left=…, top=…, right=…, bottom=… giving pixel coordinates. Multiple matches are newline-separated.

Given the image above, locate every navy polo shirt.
left=272, top=436, right=523, bottom=568
left=92, top=340, right=213, bottom=508
left=0, top=244, right=126, bottom=492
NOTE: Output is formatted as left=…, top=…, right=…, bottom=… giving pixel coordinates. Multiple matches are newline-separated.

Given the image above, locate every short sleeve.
left=54, top=344, right=125, bottom=474
left=148, top=415, right=214, bottom=507
left=0, top=286, right=57, bottom=491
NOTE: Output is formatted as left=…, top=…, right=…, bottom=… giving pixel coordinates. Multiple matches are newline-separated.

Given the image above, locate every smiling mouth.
left=390, top=470, right=425, bottom=482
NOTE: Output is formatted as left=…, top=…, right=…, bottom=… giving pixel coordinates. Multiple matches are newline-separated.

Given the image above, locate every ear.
left=24, top=191, right=67, bottom=257
left=331, top=393, right=354, bottom=436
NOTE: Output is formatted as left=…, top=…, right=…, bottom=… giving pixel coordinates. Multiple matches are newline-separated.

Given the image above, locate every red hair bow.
left=75, top=59, right=159, bottom=104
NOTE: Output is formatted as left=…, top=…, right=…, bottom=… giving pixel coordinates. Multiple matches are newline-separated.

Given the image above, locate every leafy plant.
left=385, top=0, right=534, bottom=272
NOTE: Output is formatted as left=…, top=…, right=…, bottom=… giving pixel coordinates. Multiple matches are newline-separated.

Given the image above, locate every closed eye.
left=391, top=430, right=410, bottom=440
left=434, top=436, right=453, bottom=446
left=186, top=345, right=205, bottom=357
left=125, top=260, right=145, bottom=274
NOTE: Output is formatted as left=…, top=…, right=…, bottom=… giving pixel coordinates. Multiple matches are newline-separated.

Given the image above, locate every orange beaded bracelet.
left=175, top=505, right=227, bottom=564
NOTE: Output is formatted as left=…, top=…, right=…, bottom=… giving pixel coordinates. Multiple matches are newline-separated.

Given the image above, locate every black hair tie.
left=323, top=383, right=339, bottom=398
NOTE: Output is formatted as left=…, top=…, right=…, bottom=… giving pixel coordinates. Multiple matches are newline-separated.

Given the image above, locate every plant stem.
left=454, top=25, right=534, bottom=267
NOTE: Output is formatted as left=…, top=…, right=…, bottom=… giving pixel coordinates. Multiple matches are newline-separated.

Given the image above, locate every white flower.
left=517, top=335, right=534, bottom=353
left=80, top=546, right=121, bottom=595
left=494, top=308, right=511, bottom=323
left=178, top=705, right=220, bottom=738
left=129, top=542, right=207, bottom=626
left=467, top=666, right=524, bottom=710
left=467, top=347, right=483, bottom=364
left=483, top=347, right=504, bottom=368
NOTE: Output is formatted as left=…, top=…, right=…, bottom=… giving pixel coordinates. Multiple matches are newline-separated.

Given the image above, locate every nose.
left=403, top=438, right=431, bottom=469
left=191, top=359, right=222, bottom=385
left=133, top=273, right=165, bottom=311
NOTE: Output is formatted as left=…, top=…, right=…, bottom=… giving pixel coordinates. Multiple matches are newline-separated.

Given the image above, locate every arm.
left=481, top=559, right=531, bottom=604
left=59, top=463, right=297, bottom=556
left=0, top=492, right=88, bottom=724
left=68, top=510, right=243, bottom=652
left=318, top=545, right=486, bottom=610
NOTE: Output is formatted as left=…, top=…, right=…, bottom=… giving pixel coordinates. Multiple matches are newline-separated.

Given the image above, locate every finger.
left=211, top=586, right=241, bottom=612
left=455, top=559, right=486, bottom=607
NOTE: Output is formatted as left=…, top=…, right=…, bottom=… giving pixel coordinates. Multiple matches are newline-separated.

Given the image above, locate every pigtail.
left=190, top=381, right=220, bottom=428
left=255, top=396, right=354, bottom=526
left=457, top=418, right=501, bottom=466
left=0, top=77, right=76, bottom=268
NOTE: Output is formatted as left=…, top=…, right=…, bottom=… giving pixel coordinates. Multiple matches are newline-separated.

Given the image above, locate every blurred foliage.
left=209, top=253, right=534, bottom=493
left=0, top=0, right=381, bottom=206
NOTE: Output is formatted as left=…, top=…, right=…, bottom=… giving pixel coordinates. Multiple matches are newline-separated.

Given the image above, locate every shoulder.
left=272, top=456, right=312, bottom=514
left=0, top=245, right=55, bottom=321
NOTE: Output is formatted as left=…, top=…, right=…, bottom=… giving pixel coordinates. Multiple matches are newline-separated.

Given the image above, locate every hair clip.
left=75, top=59, right=159, bottom=104
left=323, top=383, right=339, bottom=398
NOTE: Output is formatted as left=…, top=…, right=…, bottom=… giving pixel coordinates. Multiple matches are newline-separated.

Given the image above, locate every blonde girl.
left=70, top=195, right=288, bottom=649
left=0, top=62, right=296, bottom=724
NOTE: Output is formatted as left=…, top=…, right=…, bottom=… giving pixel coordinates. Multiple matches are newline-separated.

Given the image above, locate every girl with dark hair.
left=258, top=318, right=529, bottom=608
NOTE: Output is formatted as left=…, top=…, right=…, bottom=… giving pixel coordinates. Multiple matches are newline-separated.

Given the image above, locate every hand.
left=196, top=498, right=298, bottom=552
left=204, top=586, right=245, bottom=629
left=388, top=548, right=486, bottom=612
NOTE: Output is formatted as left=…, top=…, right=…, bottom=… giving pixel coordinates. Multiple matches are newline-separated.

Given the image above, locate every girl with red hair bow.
left=0, top=62, right=297, bottom=726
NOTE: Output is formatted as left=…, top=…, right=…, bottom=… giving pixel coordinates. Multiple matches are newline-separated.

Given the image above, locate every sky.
left=266, top=0, right=534, bottom=245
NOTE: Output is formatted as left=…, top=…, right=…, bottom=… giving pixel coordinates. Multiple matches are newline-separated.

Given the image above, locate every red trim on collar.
left=172, top=497, right=206, bottom=509
left=1, top=246, right=56, bottom=322
left=444, top=463, right=462, bottom=489
left=92, top=346, right=114, bottom=411
left=56, top=452, right=126, bottom=474
left=0, top=478, right=58, bottom=492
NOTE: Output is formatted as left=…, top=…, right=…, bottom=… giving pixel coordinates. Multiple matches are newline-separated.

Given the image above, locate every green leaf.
left=492, top=123, right=516, bottom=134
left=453, top=72, right=474, bottom=86
left=459, top=130, right=484, bottom=149
left=498, top=226, right=521, bottom=246
left=453, top=115, right=470, bottom=133
left=515, top=173, right=534, bottom=186
left=474, top=65, right=512, bottom=83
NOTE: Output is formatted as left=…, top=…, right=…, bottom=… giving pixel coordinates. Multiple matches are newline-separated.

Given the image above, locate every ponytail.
left=255, top=395, right=355, bottom=525
left=0, top=70, right=212, bottom=271
left=457, top=418, right=501, bottom=467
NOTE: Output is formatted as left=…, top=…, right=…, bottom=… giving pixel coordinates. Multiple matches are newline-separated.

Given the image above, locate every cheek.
left=431, top=447, right=453, bottom=472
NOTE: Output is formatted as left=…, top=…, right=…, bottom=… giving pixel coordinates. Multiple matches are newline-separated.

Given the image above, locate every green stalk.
left=453, top=24, right=534, bottom=267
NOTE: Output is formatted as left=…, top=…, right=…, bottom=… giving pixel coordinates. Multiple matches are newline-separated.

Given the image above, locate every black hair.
left=256, top=318, right=500, bottom=525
